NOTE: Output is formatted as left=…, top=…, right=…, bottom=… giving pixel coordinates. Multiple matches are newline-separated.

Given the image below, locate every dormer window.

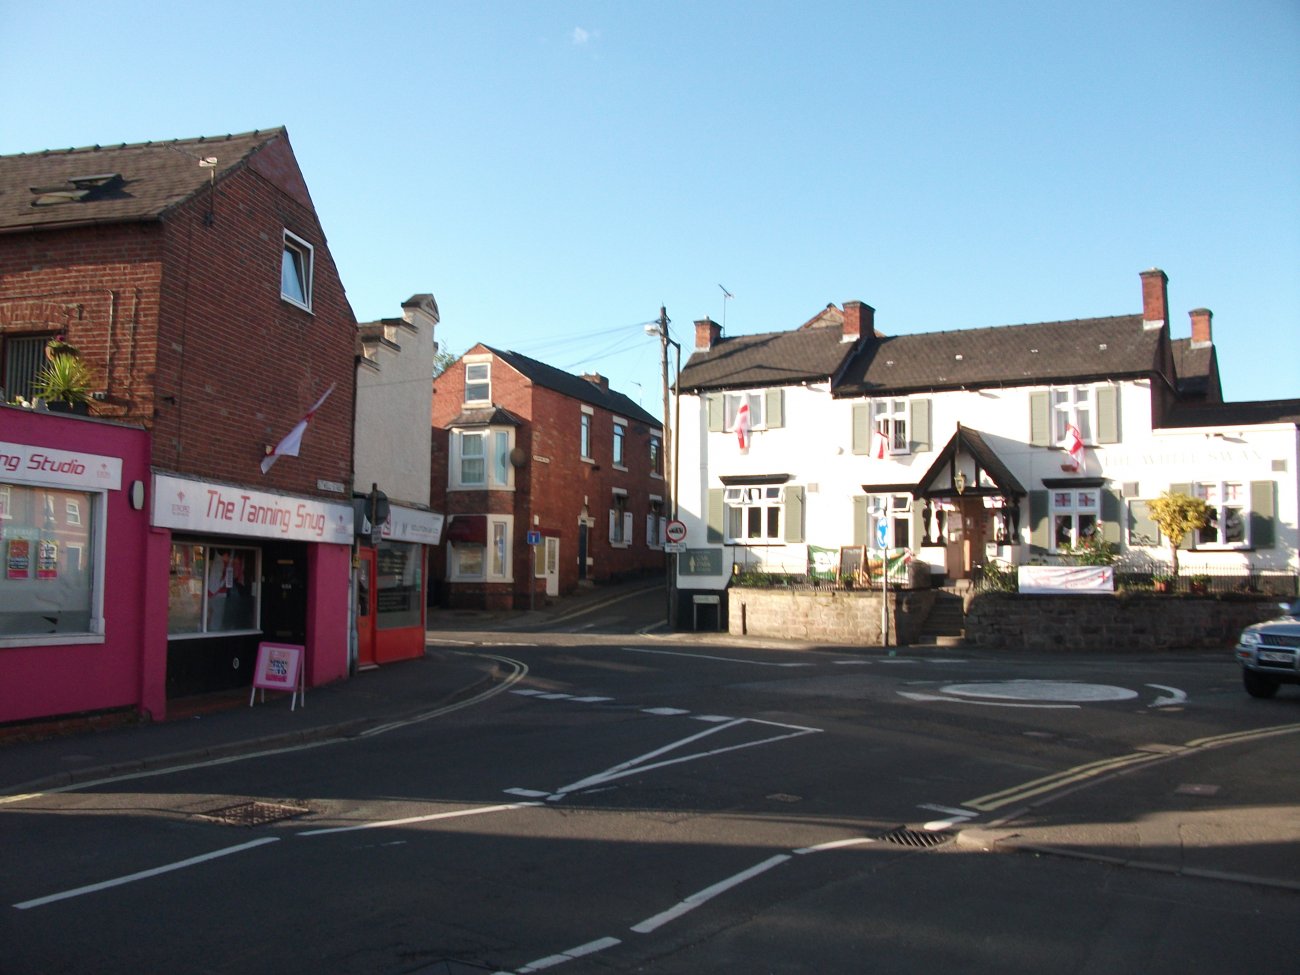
left=464, top=361, right=491, bottom=404
left=281, top=231, right=314, bottom=311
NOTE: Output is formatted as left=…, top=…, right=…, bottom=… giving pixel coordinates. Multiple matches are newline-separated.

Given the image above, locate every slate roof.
left=484, top=346, right=662, bottom=428
left=0, top=130, right=283, bottom=232
left=677, top=324, right=857, bottom=393
left=834, top=314, right=1164, bottom=396
left=1162, top=399, right=1300, bottom=428
left=1170, top=337, right=1219, bottom=400
left=448, top=406, right=525, bottom=428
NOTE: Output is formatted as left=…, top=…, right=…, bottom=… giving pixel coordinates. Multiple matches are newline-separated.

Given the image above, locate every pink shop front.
left=1, top=408, right=157, bottom=725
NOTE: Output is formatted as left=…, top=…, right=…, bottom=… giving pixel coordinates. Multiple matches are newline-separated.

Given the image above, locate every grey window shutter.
left=853, top=495, right=867, bottom=546
left=1030, top=392, right=1051, bottom=447
left=708, top=394, right=723, bottom=432
left=1250, top=480, right=1276, bottom=549
left=910, top=398, right=931, bottom=453
left=852, top=403, right=869, bottom=454
left=765, top=388, right=784, bottom=429
left=1170, top=483, right=1193, bottom=549
left=1128, top=500, right=1159, bottom=547
left=784, top=486, right=805, bottom=543
left=1096, top=386, right=1119, bottom=443
left=1029, top=489, right=1049, bottom=552
left=1101, top=488, right=1122, bottom=546
left=707, top=488, right=725, bottom=542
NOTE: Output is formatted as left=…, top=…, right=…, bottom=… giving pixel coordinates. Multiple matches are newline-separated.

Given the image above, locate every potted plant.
left=32, top=353, right=93, bottom=414
left=1152, top=573, right=1174, bottom=594
left=1189, top=574, right=1211, bottom=596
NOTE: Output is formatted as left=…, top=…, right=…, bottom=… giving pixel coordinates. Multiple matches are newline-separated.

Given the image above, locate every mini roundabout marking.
left=898, top=679, right=1184, bottom=709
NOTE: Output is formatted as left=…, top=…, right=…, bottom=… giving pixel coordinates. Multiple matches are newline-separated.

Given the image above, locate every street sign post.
left=665, top=519, right=687, bottom=544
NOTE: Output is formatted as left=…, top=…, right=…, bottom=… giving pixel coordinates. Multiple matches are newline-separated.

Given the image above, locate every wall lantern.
left=129, top=480, right=146, bottom=510
left=954, top=470, right=967, bottom=495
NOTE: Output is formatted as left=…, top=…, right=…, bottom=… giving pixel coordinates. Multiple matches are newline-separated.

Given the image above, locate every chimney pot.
left=694, top=317, right=722, bottom=350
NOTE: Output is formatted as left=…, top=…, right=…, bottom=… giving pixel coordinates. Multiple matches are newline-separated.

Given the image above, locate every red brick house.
left=431, top=345, right=666, bottom=609
left=1, top=129, right=357, bottom=714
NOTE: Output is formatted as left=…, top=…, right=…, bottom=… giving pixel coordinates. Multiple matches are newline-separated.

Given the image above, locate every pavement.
left=4, top=576, right=1299, bottom=893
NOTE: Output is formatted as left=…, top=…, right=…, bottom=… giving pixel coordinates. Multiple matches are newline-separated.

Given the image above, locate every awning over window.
left=444, top=515, right=487, bottom=545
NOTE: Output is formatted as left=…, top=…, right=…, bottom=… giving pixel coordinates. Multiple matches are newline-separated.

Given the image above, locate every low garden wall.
left=727, top=586, right=1285, bottom=651
left=964, top=592, right=1283, bottom=652
left=728, top=587, right=936, bottom=645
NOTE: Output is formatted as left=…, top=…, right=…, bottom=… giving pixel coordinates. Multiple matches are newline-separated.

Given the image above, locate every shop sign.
left=380, top=506, right=445, bottom=545
left=0, top=440, right=122, bottom=490
left=153, top=473, right=354, bottom=543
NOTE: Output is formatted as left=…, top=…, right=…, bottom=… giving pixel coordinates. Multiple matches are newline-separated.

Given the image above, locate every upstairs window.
left=871, top=399, right=909, bottom=454
left=2, top=334, right=53, bottom=404
left=1052, top=386, right=1093, bottom=442
left=464, top=361, right=491, bottom=403
left=724, top=392, right=765, bottom=432
left=649, top=435, right=662, bottom=477
left=613, top=418, right=627, bottom=469
left=580, top=409, right=593, bottom=461
left=451, top=428, right=514, bottom=490
left=280, top=231, right=314, bottom=311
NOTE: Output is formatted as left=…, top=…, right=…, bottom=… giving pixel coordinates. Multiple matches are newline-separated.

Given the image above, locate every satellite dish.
left=509, top=447, right=527, bottom=468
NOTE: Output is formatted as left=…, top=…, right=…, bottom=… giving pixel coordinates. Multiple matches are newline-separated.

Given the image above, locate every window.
left=280, top=230, right=314, bottom=311
left=2, top=334, right=52, bottom=404
left=647, top=497, right=665, bottom=548
left=452, top=542, right=484, bottom=579
left=375, top=541, right=422, bottom=629
left=1, top=484, right=99, bottom=638
left=871, top=400, right=909, bottom=453
left=490, top=520, right=508, bottom=577
left=610, top=491, right=631, bottom=546
left=168, top=544, right=259, bottom=636
left=1052, top=386, right=1093, bottom=442
left=448, top=516, right=513, bottom=581
left=464, top=361, right=491, bottom=403
left=1195, top=481, right=1248, bottom=548
left=724, top=485, right=784, bottom=543
left=451, top=428, right=514, bottom=490
left=613, top=418, right=627, bottom=468
left=649, top=435, right=662, bottom=477
left=580, top=409, right=593, bottom=461
left=724, top=392, right=765, bottom=432
left=866, top=494, right=912, bottom=549
left=1051, top=489, right=1099, bottom=552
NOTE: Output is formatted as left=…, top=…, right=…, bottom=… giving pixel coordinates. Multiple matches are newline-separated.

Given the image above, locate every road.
left=4, top=596, right=1299, bottom=974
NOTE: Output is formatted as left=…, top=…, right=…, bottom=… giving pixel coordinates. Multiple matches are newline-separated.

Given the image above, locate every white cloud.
left=572, top=26, right=591, bottom=45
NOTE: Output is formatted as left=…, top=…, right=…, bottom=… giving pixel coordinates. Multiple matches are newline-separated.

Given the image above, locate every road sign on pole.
left=665, top=520, right=687, bottom=544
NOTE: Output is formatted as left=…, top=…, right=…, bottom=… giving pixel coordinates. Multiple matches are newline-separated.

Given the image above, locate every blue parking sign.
left=876, top=520, right=888, bottom=549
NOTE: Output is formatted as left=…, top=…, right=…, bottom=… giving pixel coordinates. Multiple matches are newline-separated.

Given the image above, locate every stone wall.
left=728, top=587, right=936, bottom=645
left=964, top=592, right=1284, bottom=652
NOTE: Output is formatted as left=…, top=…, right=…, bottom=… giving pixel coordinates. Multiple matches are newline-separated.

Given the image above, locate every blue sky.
left=2, top=1, right=1296, bottom=409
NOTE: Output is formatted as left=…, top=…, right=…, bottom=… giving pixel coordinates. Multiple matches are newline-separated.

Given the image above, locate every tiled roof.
left=1170, top=338, right=1217, bottom=399
left=485, top=347, right=662, bottom=428
left=0, top=130, right=284, bottom=232
left=1162, top=399, right=1300, bottom=428
left=834, top=314, right=1162, bottom=395
left=448, top=406, right=525, bottom=428
left=677, top=324, right=857, bottom=392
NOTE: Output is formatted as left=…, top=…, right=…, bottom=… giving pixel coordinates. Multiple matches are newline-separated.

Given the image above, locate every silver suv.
left=1236, top=600, right=1300, bottom=698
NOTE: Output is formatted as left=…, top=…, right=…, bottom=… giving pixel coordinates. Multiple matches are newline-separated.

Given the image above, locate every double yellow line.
left=963, top=721, right=1300, bottom=814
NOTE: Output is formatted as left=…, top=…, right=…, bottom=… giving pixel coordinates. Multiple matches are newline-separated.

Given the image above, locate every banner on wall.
left=1018, top=565, right=1114, bottom=594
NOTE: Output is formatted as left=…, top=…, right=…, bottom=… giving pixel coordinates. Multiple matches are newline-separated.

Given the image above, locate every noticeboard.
left=250, top=642, right=305, bottom=711
left=680, top=547, right=723, bottom=576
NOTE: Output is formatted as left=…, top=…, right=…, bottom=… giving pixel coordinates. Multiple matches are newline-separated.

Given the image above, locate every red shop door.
left=357, top=548, right=378, bottom=669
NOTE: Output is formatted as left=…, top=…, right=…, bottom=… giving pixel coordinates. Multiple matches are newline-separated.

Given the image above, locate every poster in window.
left=7, top=539, right=31, bottom=580
left=37, top=540, right=58, bottom=579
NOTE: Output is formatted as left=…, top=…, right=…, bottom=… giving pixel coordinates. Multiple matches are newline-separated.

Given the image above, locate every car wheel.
left=1243, top=668, right=1280, bottom=699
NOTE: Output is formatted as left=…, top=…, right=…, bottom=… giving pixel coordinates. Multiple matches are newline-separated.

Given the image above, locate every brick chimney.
left=841, top=301, right=875, bottom=343
left=1189, top=308, right=1213, bottom=347
left=1140, top=268, right=1169, bottom=330
left=694, top=317, right=721, bottom=350
left=581, top=373, right=609, bottom=393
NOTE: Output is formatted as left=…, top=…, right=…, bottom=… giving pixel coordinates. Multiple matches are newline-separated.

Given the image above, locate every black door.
left=577, top=521, right=589, bottom=581
left=261, top=542, right=308, bottom=644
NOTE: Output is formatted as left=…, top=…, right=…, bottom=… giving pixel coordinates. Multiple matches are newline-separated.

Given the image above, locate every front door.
left=356, top=547, right=377, bottom=669
left=260, top=542, right=307, bottom=643
left=543, top=536, right=560, bottom=596
left=577, top=521, right=589, bottom=581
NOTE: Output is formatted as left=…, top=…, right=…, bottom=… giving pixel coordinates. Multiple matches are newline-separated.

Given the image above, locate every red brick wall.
left=1, top=139, right=356, bottom=502
left=431, top=347, right=665, bottom=604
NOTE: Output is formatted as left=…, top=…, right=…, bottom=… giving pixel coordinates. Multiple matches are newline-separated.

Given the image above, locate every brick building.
left=1, top=129, right=357, bottom=716
left=432, top=345, right=665, bottom=609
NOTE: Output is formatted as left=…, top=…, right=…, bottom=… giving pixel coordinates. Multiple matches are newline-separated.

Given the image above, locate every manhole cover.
left=200, top=800, right=310, bottom=827
left=877, top=825, right=953, bottom=848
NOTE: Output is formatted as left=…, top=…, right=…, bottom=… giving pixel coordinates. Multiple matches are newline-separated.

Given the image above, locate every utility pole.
left=652, top=305, right=680, bottom=629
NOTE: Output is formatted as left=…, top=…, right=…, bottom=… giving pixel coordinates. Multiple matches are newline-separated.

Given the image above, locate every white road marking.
left=898, top=691, right=1079, bottom=709
left=943, top=681, right=1138, bottom=703
left=15, top=838, right=279, bottom=910
left=503, top=789, right=552, bottom=799
left=621, top=646, right=811, bottom=667
left=1147, top=684, right=1188, bottom=707
left=693, top=714, right=736, bottom=723
left=631, top=855, right=791, bottom=933
left=643, top=707, right=690, bottom=716
left=569, top=696, right=614, bottom=703
left=299, top=802, right=540, bottom=837
left=515, top=937, right=623, bottom=972
left=793, top=837, right=875, bottom=854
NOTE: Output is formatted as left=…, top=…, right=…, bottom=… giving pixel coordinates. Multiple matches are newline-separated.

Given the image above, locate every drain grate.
left=200, top=800, right=311, bottom=827
left=876, top=825, right=954, bottom=848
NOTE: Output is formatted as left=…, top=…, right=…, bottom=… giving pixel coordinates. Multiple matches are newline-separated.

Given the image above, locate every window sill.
left=725, top=541, right=787, bottom=547
left=610, top=541, right=631, bottom=549
left=280, top=296, right=313, bottom=314
left=0, top=632, right=105, bottom=648
left=613, top=464, right=628, bottom=473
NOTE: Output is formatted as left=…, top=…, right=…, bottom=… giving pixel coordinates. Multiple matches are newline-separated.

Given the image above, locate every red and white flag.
left=261, top=383, right=336, bottom=474
left=735, top=400, right=751, bottom=452
left=871, top=421, right=889, bottom=460
left=1061, top=423, right=1084, bottom=472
